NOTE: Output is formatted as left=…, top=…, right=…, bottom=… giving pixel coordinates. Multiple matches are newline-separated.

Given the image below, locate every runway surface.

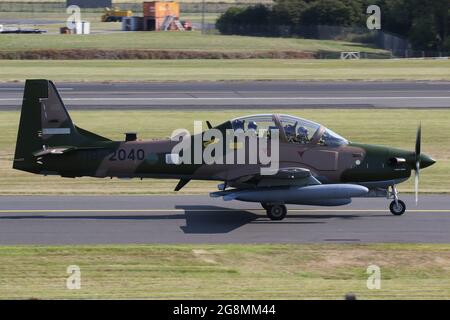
left=0, top=195, right=449, bottom=244
left=1, top=81, right=449, bottom=109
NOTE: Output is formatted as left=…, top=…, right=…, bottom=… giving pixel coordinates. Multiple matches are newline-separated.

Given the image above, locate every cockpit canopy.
left=229, top=114, right=348, bottom=146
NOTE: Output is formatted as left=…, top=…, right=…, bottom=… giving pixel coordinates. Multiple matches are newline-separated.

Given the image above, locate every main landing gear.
left=388, top=185, right=406, bottom=216
left=260, top=185, right=407, bottom=219
left=261, top=203, right=287, bottom=220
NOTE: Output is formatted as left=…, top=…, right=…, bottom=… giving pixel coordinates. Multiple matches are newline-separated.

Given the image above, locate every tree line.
left=216, top=0, right=450, bottom=52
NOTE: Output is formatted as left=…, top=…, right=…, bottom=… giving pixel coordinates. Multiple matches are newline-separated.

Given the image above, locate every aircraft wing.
left=211, top=167, right=321, bottom=199
left=251, top=167, right=321, bottom=187
left=236, top=167, right=320, bottom=187
left=258, top=167, right=314, bottom=179
left=211, top=167, right=368, bottom=203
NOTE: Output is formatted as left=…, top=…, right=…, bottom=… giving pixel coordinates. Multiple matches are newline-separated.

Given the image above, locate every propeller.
left=414, top=124, right=421, bottom=205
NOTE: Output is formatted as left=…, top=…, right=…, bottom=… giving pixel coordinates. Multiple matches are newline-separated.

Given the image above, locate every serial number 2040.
left=109, top=149, right=145, bottom=161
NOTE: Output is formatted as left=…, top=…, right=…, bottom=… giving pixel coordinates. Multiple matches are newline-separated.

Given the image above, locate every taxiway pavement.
left=0, top=194, right=449, bottom=244
left=1, top=81, right=449, bottom=109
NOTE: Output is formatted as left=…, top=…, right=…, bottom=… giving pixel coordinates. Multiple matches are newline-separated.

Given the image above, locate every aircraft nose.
left=419, top=154, right=436, bottom=169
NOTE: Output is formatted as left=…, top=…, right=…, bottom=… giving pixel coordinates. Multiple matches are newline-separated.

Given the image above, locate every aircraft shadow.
left=178, top=206, right=362, bottom=233
left=0, top=205, right=363, bottom=234
left=178, top=205, right=258, bottom=234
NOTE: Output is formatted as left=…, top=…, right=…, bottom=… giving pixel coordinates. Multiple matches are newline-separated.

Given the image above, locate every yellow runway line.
left=0, top=209, right=449, bottom=213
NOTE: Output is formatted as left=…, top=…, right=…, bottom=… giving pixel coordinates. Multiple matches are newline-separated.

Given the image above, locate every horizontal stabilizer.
left=33, top=147, right=75, bottom=157
left=32, top=146, right=107, bottom=157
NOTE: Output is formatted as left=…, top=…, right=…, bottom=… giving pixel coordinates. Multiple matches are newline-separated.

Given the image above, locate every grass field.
left=0, top=243, right=449, bottom=299
left=0, top=109, right=448, bottom=195
left=0, top=31, right=385, bottom=52
left=1, top=59, right=449, bottom=82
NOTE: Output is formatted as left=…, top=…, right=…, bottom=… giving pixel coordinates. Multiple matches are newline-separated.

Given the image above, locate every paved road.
left=0, top=195, right=449, bottom=244
left=0, top=19, right=63, bottom=25
left=0, top=81, right=449, bottom=110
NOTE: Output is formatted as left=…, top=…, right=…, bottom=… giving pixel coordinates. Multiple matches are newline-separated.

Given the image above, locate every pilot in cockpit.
left=248, top=121, right=257, bottom=131
left=296, top=126, right=309, bottom=144
left=284, top=123, right=297, bottom=142
left=247, top=121, right=258, bottom=136
left=232, top=119, right=245, bottom=131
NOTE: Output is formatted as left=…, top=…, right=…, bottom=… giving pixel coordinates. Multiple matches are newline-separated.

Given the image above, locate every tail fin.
left=13, top=79, right=109, bottom=173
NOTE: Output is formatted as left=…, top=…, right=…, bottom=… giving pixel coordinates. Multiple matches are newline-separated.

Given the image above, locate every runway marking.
left=0, top=209, right=449, bottom=213
left=1, top=96, right=450, bottom=102
left=36, top=96, right=450, bottom=101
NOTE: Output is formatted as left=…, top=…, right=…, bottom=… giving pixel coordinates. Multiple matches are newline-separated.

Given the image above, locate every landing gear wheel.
left=389, top=200, right=406, bottom=216
left=266, top=204, right=287, bottom=221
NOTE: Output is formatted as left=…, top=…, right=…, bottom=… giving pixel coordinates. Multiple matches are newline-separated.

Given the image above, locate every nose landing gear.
left=388, top=185, right=406, bottom=215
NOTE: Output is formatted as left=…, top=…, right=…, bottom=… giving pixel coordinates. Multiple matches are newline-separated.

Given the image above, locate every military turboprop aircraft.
left=13, top=80, right=435, bottom=220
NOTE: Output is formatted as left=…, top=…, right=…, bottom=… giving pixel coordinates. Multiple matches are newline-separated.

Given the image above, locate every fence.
left=216, top=23, right=449, bottom=58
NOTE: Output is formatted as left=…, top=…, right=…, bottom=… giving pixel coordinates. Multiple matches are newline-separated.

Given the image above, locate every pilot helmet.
left=248, top=121, right=257, bottom=130
left=297, top=126, right=308, bottom=136
left=284, top=125, right=295, bottom=135
left=232, top=119, right=244, bottom=130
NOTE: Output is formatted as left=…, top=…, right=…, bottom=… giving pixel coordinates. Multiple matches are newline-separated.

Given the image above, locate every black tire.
left=389, top=200, right=406, bottom=216
left=266, top=204, right=287, bottom=221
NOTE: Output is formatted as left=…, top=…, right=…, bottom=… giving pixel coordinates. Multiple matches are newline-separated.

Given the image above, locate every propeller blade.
left=415, top=160, right=420, bottom=205
left=415, top=123, right=421, bottom=160
left=414, top=123, right=421, bottom=206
